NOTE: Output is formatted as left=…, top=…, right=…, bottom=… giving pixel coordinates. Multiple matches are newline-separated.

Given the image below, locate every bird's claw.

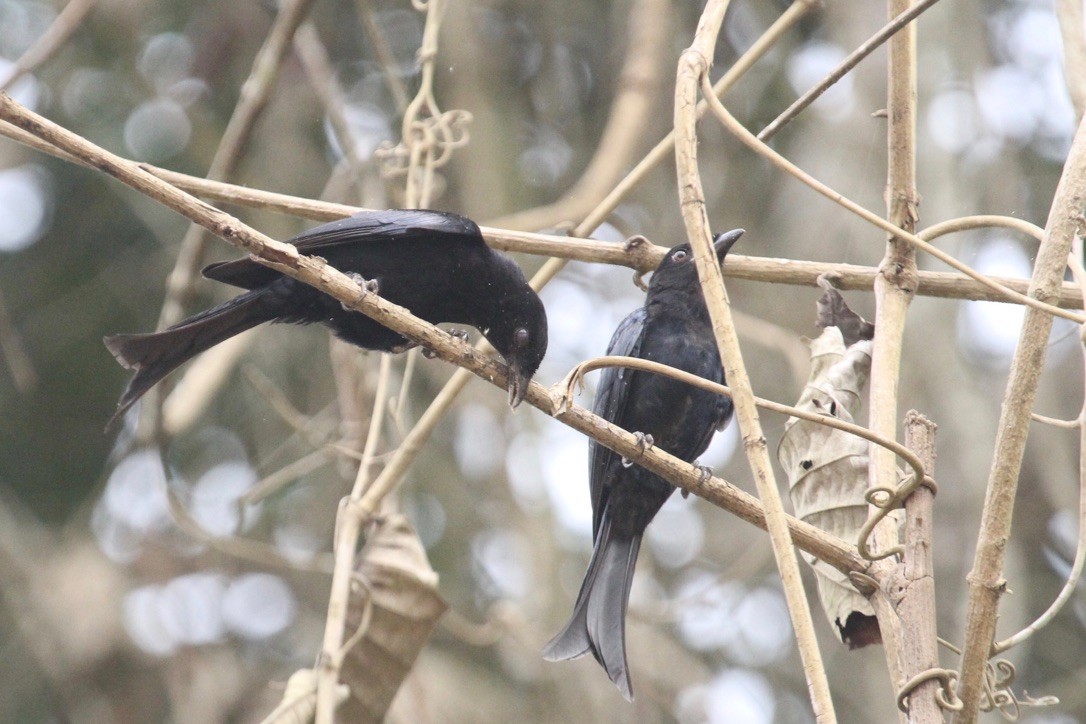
left=679, top=462, right=712, bottom=499
left=448, top=327, right=470, bottom=342
left=620, top=432, right=655, bottom=469
left=343, top=273, right=379, bottom=311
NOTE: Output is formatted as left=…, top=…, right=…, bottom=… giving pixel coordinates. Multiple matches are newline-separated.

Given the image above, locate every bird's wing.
left=203, top=209, right=482, bottom=289
left=589, top=306, right=647, bottom=538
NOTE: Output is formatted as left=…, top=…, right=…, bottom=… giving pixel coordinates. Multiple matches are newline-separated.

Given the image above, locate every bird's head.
left=485, top=286, right=549, bottom=409
left=648, top=228, right=745, bottom=295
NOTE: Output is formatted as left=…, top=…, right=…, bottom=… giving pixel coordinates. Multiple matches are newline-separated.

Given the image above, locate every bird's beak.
left=507, top=361, right=529, bottom=409
left=713, top=228, right=745, bottom=261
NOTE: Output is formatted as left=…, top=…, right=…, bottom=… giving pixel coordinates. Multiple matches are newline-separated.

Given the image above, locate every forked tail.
left=104, top=290, right=272, bottom=427
left=542, top=514, right=642, bottom=701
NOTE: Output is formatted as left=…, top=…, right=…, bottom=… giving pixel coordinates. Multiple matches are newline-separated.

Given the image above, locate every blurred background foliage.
left=0, top=0, right=1085, bottom=721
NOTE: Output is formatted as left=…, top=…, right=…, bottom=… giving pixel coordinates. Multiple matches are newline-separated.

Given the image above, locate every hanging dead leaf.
left=336, top=513, right=448, bottom=722
left=777, top=285, right=882, bottom=648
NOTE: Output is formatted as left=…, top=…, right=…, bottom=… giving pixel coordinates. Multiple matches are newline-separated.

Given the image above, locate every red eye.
left=515, top=328, right=529, bottom=347
left=672, top=250, right=688, bottom=262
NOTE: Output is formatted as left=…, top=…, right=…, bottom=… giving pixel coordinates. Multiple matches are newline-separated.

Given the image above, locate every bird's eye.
left=514, top=327, right=529, bottom=347
left=672, top=250, right=688, bottom=262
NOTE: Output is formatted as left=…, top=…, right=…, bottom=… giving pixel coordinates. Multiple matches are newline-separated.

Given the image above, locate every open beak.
left=713, top=228, right=745, bottom=260
left=507, top=361, right=528, bottom=409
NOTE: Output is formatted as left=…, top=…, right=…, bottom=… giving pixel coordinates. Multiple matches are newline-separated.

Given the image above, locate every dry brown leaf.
left=777, top=325, right=882, bottom=648
left=337, top=513, right=448, bottom=722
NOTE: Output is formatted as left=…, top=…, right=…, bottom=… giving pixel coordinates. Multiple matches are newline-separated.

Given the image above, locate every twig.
left=698, top=84, right=1086, bottom=324
left=757, top=0, right=942, bottom=142
left=677, top=2, right=835, bottom=720
left=0, top=0, right=96, bottom=92
left=952, top=113, right=1086, bottom=724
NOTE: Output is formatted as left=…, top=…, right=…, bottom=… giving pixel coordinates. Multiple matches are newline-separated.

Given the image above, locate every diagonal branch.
left=676, top=2, right=836, bottom=720
left=952, top=113, right=1086, bottom=724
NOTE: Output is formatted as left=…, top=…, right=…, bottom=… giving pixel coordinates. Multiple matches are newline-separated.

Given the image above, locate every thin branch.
left=758, top=0, right=942, bottom=142
left=698, top=86, right=1086, bottom=324
left=953, top=113, right=1086, bottom=724
left=677, top=3, right=836, bottom=720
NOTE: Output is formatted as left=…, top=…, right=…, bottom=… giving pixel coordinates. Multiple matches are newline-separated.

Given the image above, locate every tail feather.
left=104, top=290, right=272, bottom=427
left=542, top=515, right=642, bottom=701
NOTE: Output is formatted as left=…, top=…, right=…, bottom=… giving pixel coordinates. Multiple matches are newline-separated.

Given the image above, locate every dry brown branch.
left=953, top=113, right=1086, bottom=724
left=897, top=413, right=941, bottom=723
left=676, top=2, right=835, bottom=719
left=992, top=239, right=1086, bottom=655
left=864, top=1, right=920, bottom=711
left=758, top=0, right=942, bottom=141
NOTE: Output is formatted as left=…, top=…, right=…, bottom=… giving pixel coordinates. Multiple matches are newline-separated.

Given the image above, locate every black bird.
left=542, top=229, right=742, bottom=700
left=104, top=209, right=548, bottom=424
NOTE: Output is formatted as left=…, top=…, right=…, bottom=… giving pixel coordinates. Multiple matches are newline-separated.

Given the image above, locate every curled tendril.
left=857, top=466, right=938, bottom=561
left=896, top=667, right=961, bottom=713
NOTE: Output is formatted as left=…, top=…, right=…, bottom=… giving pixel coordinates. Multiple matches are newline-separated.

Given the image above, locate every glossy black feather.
left=104, top=209, right=548, bottom=426
left=544, top=229, right=742, bottom=701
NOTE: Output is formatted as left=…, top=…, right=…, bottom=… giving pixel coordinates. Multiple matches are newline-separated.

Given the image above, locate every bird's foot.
left=621, top=432, right=654, bottom=468
left=342, top=273, right=379, bottom=311
left=683, top=460, right=713, bottom=498
left=448, top=327, right=470, bottom=342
